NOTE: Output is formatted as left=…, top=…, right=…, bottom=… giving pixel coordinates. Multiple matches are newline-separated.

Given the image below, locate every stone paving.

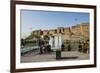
left=21, top=51, right=89, bottom=63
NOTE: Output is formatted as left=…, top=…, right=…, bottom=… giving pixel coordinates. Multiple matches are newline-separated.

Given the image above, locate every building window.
left=59, top=29, right=61, bottom=33
left=63, top=28, right=64, bottom=33
left=40, top=31, right=43, bottom=35
left=55, top=29, right=57, bottom=34
left=47, top=31, right=49, bottom=34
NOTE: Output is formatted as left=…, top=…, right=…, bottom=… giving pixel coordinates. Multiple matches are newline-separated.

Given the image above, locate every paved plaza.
left=21, top=51, right=89, bottom=63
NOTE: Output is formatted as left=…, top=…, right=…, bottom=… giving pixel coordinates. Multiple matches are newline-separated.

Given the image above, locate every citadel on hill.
left=23, top=23, right=89, bottom=51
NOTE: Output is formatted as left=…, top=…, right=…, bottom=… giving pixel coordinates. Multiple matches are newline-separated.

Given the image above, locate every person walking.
left=61, top=43, right=65, bottom=51
left=78, top=42, right=82, bottom=52
left=38, top=39, right=43, bottom=54
left=82, top=42, right=88, bottom=53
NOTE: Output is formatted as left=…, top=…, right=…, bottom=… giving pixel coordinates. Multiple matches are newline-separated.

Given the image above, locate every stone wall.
left=25, top=23, right=89, bottom=51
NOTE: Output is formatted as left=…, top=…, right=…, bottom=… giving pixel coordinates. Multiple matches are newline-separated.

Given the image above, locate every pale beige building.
left=25, top=23, right=89, bottom=51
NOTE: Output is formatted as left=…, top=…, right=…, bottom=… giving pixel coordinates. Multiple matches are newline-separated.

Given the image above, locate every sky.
left=21, top=10, right=89, bottom=38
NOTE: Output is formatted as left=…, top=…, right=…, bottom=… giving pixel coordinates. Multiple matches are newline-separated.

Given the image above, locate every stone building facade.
left=25, top=23, right=89, bottom=51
